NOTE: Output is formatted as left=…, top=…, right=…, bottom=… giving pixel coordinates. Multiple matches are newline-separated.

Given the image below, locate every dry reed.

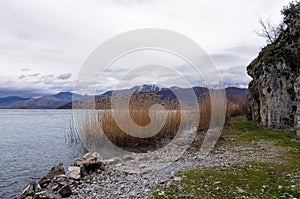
left=72, top=91, right=248, bottom=151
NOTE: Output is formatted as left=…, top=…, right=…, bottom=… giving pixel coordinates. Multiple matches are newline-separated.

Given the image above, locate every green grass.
left=155, top=162, right=300, bottom=198
left=225, top=116, right=300, bottom=149
left=154, top=117, right=300, bottom=198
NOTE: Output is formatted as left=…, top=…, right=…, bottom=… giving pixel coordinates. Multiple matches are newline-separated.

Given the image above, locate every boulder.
left=21, top=181, right=42, bottom=198
left=38, top=163, right=65, bottom=188
left=67, top=166, right=81, bottom=180
left=74, top=152, right=104, bottom=176
left=54, top=174, right=68, bottom=186
left=17, top=153, right=106, bottom=199
left=58, top=185, right=72, bottom=198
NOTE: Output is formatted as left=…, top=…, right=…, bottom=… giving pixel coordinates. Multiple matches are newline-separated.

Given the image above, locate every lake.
left=0, top=110, right=85, bottom=199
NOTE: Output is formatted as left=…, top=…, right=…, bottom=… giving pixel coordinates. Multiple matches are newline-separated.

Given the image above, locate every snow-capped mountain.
left=135, top=84, right=166, bottom=93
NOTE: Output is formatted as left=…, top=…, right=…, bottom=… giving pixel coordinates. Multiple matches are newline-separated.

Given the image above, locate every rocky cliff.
left=247, top=18, right=300, bottom=138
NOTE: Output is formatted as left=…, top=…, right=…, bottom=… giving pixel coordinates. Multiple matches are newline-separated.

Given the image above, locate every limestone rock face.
left=247, top=18, right=300, bottom=133
left=295, top=76, right=300, bottom=139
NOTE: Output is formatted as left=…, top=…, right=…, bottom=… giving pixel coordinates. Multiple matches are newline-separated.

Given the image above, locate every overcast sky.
left=0, top=0, right=291, bottom=97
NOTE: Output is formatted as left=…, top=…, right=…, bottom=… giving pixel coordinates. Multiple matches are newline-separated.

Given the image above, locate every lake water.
left=0, top=110, right=85, bottom=199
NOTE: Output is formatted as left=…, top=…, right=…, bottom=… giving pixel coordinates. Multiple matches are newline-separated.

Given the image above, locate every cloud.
left=219, top=65, right=252, bottom=88
left=21, top=67, right=31, bottom=72
left=57, top=72, right=72, bottom=80
left=28, top=73, right=40, bottom=77
left=18, top=73, right=40, bottom=80
left=0, top=0, right=291, bottom=96
left=19, top=75, right=26, bottom=80
left=0, top=72, right=75, bottom=97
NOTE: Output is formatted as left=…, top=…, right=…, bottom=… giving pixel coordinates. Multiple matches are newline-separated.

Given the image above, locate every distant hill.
left=0, top=92, right=84, bottom=109
left=0, top=96, right=29, bottom=104
left=61, top=86, right=248, bottom=109
left=225, top=87, right=248, bottom=99
left=0, top=86, right=248, bottom=109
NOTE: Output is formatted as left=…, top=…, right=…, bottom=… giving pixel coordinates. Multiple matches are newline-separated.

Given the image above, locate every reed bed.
left=71, top=91, right=247, bottom=151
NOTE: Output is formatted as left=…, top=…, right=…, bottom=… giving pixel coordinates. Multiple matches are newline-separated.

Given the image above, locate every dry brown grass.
left=73, top=91, right=248, bottom=151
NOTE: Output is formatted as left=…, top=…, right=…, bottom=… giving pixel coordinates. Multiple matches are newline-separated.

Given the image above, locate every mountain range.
left=0, top=85, right=248, bottom=109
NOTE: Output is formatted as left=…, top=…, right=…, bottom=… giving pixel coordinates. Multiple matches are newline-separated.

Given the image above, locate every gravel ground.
left=68, top=141, right=267, bottom=199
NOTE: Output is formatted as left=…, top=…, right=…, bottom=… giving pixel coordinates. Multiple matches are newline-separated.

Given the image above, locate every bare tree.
left=255, top=18, right=283, bottom=44
left=255, top=1, right=299, bottom=44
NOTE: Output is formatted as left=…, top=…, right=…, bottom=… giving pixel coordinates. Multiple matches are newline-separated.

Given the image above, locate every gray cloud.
left=28, top=73, right=40, bottom=77
left=21, top=67, right=31, bottom=72
left=19, top=75, right=26, bottom=80
left=210, top=53, right=245, bottom=67
left=57, top=73, right=72, bottom=80
left=18, top=73, right=40, bottom=80
left=0, top=0, right=290, bottom=97
left=219, top=65, right=252, bottom=88
left=0, top=72, right=74, bottom=97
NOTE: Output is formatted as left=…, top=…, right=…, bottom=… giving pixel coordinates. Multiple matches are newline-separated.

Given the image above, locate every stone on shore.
left=17, top=163, right=72, bottom=199
left=67, top=166, right=81, bottom=180
left=20, top=181, right=42, bottom=198
left=38, top=163, right=65, bottom=188
left=74, top=152, right=105, bottom=176
left=16, top=152, right=106, bottom=199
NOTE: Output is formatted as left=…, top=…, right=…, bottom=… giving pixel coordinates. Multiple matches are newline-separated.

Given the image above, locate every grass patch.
left=154, top=117, right=300, bottom=198
left=224, top=116, right=299, bottom=149
left=155, top=162, right=300, bottom=198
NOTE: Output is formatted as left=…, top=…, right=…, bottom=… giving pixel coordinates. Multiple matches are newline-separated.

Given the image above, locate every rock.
left=138, top=155, right=150, bottom=161
left=139, top=164, right=146, bottom=169
left=33, top=191, right=58, bottom=199
left=115, top=163, right=122, bottom=167
left=124, top=155, right=135, bottom=161
left=74, top=152, right=104, bottom=176
left=38, top=163, right=65, bottom=188
left=174, top=177, right=182, bottom=181
left=15, top=162, right=75, bottom=199
left=68, top=166, right=81, bottom=180
left=21, top=181, right=42, bottom=198
left=236, top=186, right=245, bottom=193
left=54, top=175, right=68, bottom=186
left=295, top=76, right=300, bottom=140
left=214, top=181, right=222, bottom=185
left=158, top=191, right=165, bottom=196
left=33, top=191, right=48, bottom=199
left=58, top=185, right=72, bottom=198
left=247, top=17, right=300, bottom=133
left=46, top=181, right=60, bottom=192
left=105, top=157, right=122, bottom=165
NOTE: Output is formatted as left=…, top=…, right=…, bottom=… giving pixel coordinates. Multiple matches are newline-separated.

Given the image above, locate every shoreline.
left=12, top=117, right=300, bottom=199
